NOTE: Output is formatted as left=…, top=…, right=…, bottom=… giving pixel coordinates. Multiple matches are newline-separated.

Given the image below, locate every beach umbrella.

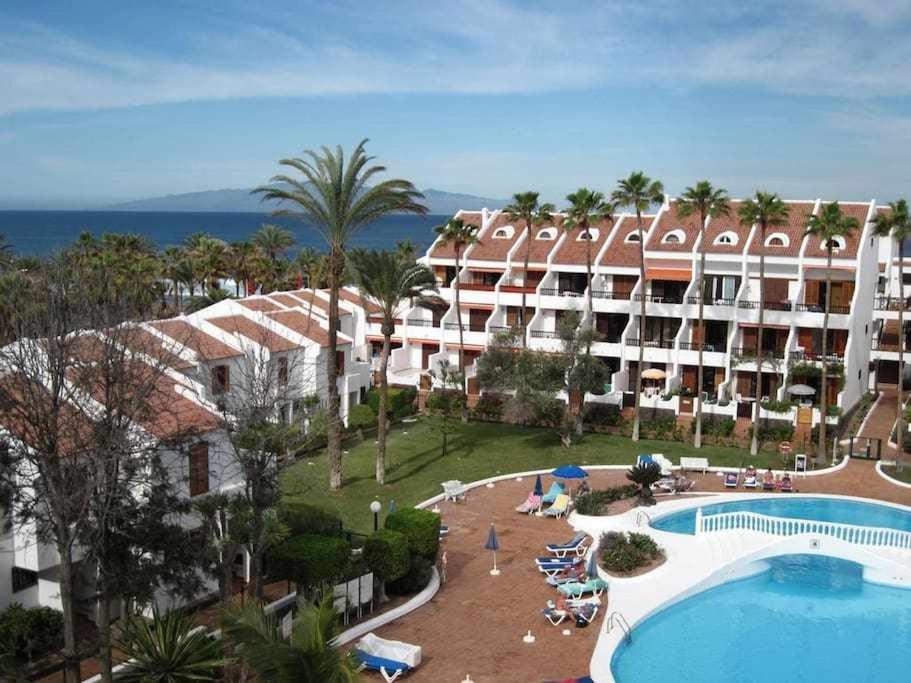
left=533, top=474, right=544, bottom=496
left=786, top=384, right=816, bottom=396
left=551, top=464, right=589, bottom=480
left=485, top=523, right=501, bottom=576
left=388, top=499, right=397, bottom=514
left=641, top=368, right=667, bottom=380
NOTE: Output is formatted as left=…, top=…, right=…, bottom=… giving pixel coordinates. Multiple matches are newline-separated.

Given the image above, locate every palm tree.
left=804, top=202, right=859, bottom=464
left=434, top=217, right=479, bottom=416
left=255, top=140, right=426, bottom=490
left=350, top=249, right=437, bottom=484
left=0, top=234, right=14, bottom=271
left=676, top=181, right=731, bottom=449
left=220, top=596, right=359, bottom=682
left=228, top=241, right=259, bottom=296
left=254, top=224, right=296, bottom=263
left=872, top=199, right=911, bottom=471
left=295, top=247, right=325, bottom=289
left=395, top=239, right=417, bottom=262
left=114, top=607, right=224, bottom=682
left=563, top=189, right=614, bottom=337
left=192, top=237, right=228, bottom=291
left=738, top=192, right=790, bottom=456
left=612, top=172, right=665, bottom=441
left=504, top=192, right=554, bottom=346
left=160, top=247, right=186, bottom=307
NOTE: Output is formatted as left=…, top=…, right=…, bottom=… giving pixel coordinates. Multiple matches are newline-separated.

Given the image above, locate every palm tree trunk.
left=454, top=246, right=468, bottom=423
left=97, top=587, right=113, bottom=683
left=818, top=248, right=832, bottom=464
left=751, top=230, right=766, bottom=457
left=898, top=254, right=905, bottom=470
left=521, top=221, right=531, bottom=348
left=56, top=537, right=81, bottom=683
left=376, top=332, right=391, bottom=484
left=695, top=212, right=707, bottom=449
left=632, top=212, right=646, bottom=442
left=327, top=246, right=344, bottom=490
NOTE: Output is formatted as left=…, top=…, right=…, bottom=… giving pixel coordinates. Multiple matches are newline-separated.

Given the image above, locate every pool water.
left=652, top=496, right=911, bottom=535
left=611, top=555, right=911, bottom=683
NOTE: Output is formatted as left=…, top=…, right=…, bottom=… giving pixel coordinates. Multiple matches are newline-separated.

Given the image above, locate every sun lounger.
left=546, top=572, right=584, bottom=586
left=542, top=494, right=570, bottom=518
left=545, top=531, right=588, bottom=557
left=354, top=633, right=422, bottom=683
left=557, top=578, right=609, bottom=599
left=441, top=480, right=467, bottom=502
left=572, top=602, right=600, bottom=624
left=743, top=474, right=758, bottom=489
left=542, top=606, right=570, bottom=626
left=536, top=555, right=581, bottom=568
left=515, top=492, right=542, bottom=515
left=541, top=481, right=565, bottom=504
left=723, top=472, right=738, bottom=488
left=779, top=477, right=794, bottom=492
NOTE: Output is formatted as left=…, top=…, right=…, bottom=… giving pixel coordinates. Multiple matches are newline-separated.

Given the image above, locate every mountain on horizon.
left=101, top=187, right=510, bottom=215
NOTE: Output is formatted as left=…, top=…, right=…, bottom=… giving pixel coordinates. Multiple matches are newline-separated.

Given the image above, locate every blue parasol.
left=533, top=474, right=544, bottom=496
left=485, top=523, right=501, bottom=575
left=551, top=464, right=589, bottom=479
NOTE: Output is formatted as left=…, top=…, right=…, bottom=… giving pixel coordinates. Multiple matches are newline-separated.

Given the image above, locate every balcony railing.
left=679, top=341, right=727, bottom=352
left=458, top=282, right=497, bottom=292
left=540, top=287, right=585, bottom=298
left=686, top=296, right=735, bottom=306
left=730, top=346, right=785, bottom=360
left=488, top=325, right=511, bottom=334
left=737, top=300, right=793, bottom=311
left=406, top=318, right=436, bottom=327
left=591, top=290, right=630, bottom=300
left=634, top=294, right=683, bottom=304
left=790, top=350, right=844, bottom=362
left=625, top=338, right=675, bottom=349
left=530, top=329, right=558, bottom=339
left=793, top=303, right=850, bottom=315
left=444, top=322, right=469, bottom=331
left=871, top=338, right=909, bottom=352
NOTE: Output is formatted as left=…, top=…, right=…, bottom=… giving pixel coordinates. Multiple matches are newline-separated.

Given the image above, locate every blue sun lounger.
left=354, top=633, right=422, bottom=683
left=541, top=481, right=565, bottom=504
left=355, top=651, right=412, bottom=682
left=546, top=531, right=588, bottom=557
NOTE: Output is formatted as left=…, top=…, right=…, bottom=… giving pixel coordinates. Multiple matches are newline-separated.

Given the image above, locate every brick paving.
left=372, top=459, right=911, bottom=682
left=859, top=386, right=898, bottom=444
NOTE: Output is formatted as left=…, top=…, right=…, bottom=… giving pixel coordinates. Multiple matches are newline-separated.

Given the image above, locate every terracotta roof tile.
left=553, top=215, right=618, bottom=265
left=746, top=201, right=815, bottom=257
left=267, top=293, right=302, bottom=308
left=338, top=287, right=384, bottom=314
left=150, top=319, right=241, bottom=361
left=646, top=202, right=701, bottom=252
left=237, top=298, right=283, bottom=313
left=600, top=215, right=653, bottom=267
left=206, top=315, right=300, bottom=353
left=122, top=327, right=196, bottom=371
left=803, top=202, right=869, bottom=260
left=429, top=212, right=483, bottom=259
left=703, top=202, right=751, bottom=255
left=267, top=310, right=349, bottom=347
left=466, top=213, right=520, bottom=261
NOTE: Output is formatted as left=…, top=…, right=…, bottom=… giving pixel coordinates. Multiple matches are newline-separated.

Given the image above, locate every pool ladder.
left=635, top=510, right=652, bottom=527
left=607, top=611, right=633, bottom=643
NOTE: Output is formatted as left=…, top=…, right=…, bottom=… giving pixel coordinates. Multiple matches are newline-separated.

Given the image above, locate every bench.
left=679, top=456, right=709, bottom=474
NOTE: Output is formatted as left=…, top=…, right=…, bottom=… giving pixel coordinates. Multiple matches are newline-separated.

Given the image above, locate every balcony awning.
left=460, top=303, right=495, bottom=310
left=738, top=322, right=790, bottom=330
left=468, top=267, right=504, bottom=273
left=366, top=335, right=402, bottom=343
left=446, top=343, right=485, bottom=351
left=803, top=267, right=856, bottom=282
left=645, top=266, right=691, bottom=281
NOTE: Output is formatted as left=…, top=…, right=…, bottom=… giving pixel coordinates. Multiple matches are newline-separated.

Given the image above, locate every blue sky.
left=2, top=0, right=911, bottom=207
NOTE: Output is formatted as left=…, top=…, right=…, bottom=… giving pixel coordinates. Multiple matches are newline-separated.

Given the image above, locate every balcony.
left=730, top=346, right=785, bottom=361
left=406, top=318, right=438, bottom=328
left=686, top=296, right=735, bottom=307
left=539, top=287, right=585, bottom=298
left=530, top=329, right=559, bottom=339
left=458, top=282, right=497, bottom=292
left=875, top=297, right=911, bottom=311
left=793, top=303, right=850, bottom=315
left=625, top=338, right=675, bottom=349
left=789, top=349, right=844, bottom=362
left=737, top=300, right=793, bottom=312
left=678, top=341, right=727, bottom=352
left=871, top=338, right=909, bottom=352
left=634, top=293, right=683, bottom=304
left=592, top=290, right=631, bottom=301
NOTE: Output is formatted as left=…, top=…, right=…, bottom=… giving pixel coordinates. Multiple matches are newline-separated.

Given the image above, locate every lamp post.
left=370, top=500, right=382, bottom=532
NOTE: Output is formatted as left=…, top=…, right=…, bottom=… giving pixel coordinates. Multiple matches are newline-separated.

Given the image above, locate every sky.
left=2, top=0, right=911, bottom=208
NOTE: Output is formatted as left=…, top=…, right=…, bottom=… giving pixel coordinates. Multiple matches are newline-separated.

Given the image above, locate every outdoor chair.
left=542, top=494, right=570, bottom=518
left=515, top=492, right=542, bottom=515
left=545, top=531, right=588, bottom=557
left=723, top=472, right=738, bottom=488
left=541, top=481, right=565, bottom=504
left=557, top=577, right=609, bottom=599
left=354, top=633, right=422, bottom=683
left=441, top=480, right=467, bottom=502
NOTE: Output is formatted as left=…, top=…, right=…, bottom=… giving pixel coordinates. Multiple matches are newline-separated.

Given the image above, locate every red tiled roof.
left=293, top=289, right=353, bottom=317
left=552, top=215, right=617, bottom=265
left=803, top=202, right=869, bottom=260
left=267, top=310, right=349, bottom=347
left=237, top=298, right=283, bottom=313
left=206, top=315, right=300, bottom=353
left=268, top=293, right=302, bottom=309
left=703, top=202, right=751, bottom=255
left=466, top=213, right=520, bottom=261
left=150, top=319, right=241, bottom=361
left=338, top=287, right=383, bottom=314
left=599, top=215, right=653, bottom=267
left=646, top=202, right=701, bottom=253
left=746, top=201, right=815, bottom=257
left=123, top=326, right=196, bottom=371
left=429, top=212, right=483, bottom=259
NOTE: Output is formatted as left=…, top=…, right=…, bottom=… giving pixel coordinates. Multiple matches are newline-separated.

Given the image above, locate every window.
left=765, top=233, right=789, bottom=247
left=492, top=225, right=514, bottom=239
left=11, top=566, right=38, bottom=593
left=577, top=228, right=600, bottom=242
left=188, top=442, right=209, bottom=497
left=624, top=232, right=641, bottom=243
left=536, top=227, right=557, bottom=240
left=822, top=236, right=846, bottom=251
left=336, top=350, right=346, bottom=376
left=662, top=229, right=686, bottom=245
left=277, top=356, right=289, bottom=385
left=714, top=231, right=738, bottom=246
left=211, top=365, right=229, bottom=395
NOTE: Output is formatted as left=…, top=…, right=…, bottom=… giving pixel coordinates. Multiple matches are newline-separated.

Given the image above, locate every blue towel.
left=355, top=650, right=410, bottom=674
left=639, top=454, right=654, bottom=465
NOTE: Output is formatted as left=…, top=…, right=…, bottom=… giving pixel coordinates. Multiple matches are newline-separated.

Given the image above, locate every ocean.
left=0, top=211, right=451, bottom=256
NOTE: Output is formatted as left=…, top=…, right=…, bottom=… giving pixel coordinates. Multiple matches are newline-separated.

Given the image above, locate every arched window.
left=822, top=236, right=846, bottom=251
left=536, top=227, right=557, bottom=240
left=765, top=233, right=789, bottom=248
left=492, top=225, right=514, bottom=239
left=577, top=228, right=600, bottom=242
left=714, top=231, right=738, bottom=246
left=662, top=229, right=686, bottom=245
left=624, top=232, right=641, bottom=243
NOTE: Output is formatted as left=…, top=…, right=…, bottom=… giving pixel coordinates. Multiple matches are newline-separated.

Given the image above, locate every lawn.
left=881, top=464, right=911, bottom=485
left=281, top=419, right=773, bottom=533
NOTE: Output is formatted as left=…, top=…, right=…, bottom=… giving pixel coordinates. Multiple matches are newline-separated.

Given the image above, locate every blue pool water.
left=652, top=496, right=911, bottom=535
left=611, top=555, right=911, bottom=683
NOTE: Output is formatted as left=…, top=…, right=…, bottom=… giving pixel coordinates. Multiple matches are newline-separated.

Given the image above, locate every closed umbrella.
left=533, top=474, right=544, bottom=496
left=586, top=547, right=599, bottom=579
left=485, top=523, right=501, bottom=576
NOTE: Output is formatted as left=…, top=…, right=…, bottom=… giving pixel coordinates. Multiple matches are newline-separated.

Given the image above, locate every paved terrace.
left=373, top=459, right=911, bottom=682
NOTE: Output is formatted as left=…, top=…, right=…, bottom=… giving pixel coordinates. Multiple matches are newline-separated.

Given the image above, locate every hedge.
left=385, top=508, right=441, bottom=560
left=363, top=529, right=410, bottom=583
left=574, top=484, right=638, bottom=515
left=367, top=386, right=418, bottom=421
left=0, top=603, right=63, bottom=663
left=387, top=555, right=434, bottom=596
left=280, top=503, right=343, bottom=538
left=347, top=404, right=376, bottom=431
left=268, top=534, right=351, bottom=588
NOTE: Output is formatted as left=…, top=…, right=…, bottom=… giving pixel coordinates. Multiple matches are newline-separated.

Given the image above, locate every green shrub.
left=692, top=417, right=735, bottom=437
left=387, top=555, right=433, bottom=596
left=583, top=403, right=621, bottom=427
left=599, top=531, right=663, bottom=574
left=385, top=508, right=441, bottom=561
left=533, top=397, right=565, bottom=427
left=346, top=403, right=375, bottom=431
left=0, top=603, right=63, bottom=663
left=363, top=529, right=410, bottom=583
left=471, top=393, right=504, bottom=421
left=280, top=503, right=342, bottom=537
left=761, top=399, right=794, bottom=414
left=574, top=485, right=639, bottom=515
left=367, top=386, right=418, bottom=420
left=268, top=534, right=351, bottom=588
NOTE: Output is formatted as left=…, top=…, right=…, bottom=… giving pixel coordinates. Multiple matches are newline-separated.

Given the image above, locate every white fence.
left=695, top=508, right=911, bottom=550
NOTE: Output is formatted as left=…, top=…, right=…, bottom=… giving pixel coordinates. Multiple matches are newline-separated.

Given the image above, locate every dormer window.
left=492, top=225, right=515, bottom=239
left=662, top=229, right=686, bottom=245
left=714, top=231, right=738, bottom=246
left=822, top=236, right=846, bottom=251
left=765, top=233, right=789, bottom=248
left=625, top=232, right=641, bottom=243
left=536, top=227, right=557, bottom=240
left=577, top=228, right=600, bottom=241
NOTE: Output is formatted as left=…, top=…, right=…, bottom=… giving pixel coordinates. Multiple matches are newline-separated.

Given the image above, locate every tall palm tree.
left=612, top=172, right=665, bottom=441
left=676, top=181, right=731, bottom=449
left=872, top=199, right=911, bottom=471
left=738, top=192, right=790, bottom=456
left=229, top=241, right=259, bottom=296
left=255, top=140, right=426, bottom=490
left=160, top=247, right=186, bottom=307
left=220, top=596, right=358, bottom=683
left=192, top=237, right=228, bottom=291
left=350, top=249, right=437, bottom=484
left=434, top=217, right=479, bottom=415
left=563, top=189, right=614, bottom=337
left=395, top=239, right=417, bottom=262
left=295, top=247, right=325, bottom=289
left=804, top=202, right=859, bottom=464
left=114, top=607, right=224, bottom=682
left=254, top=224, right=296, bottom=263
left=504, top=192, right=555, bottom=346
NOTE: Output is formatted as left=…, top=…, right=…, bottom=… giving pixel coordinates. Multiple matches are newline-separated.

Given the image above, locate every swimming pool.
left=611, top=554, right=911, bottom=683
left=652, top=496, right=911, bottom=534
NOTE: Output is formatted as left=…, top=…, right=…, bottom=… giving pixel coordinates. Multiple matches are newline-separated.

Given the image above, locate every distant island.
left=101, top=187, right=509, bottom=215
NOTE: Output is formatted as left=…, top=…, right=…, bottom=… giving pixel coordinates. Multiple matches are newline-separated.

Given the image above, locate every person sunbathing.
left=762, top=469, right=775, bottom=488
left=745, top=465, right=757, bottom=478
left=548, top=563, right=586, bottom=583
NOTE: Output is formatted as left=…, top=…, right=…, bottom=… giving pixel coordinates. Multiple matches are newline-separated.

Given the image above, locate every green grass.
left=881, top=464, right=911, bottom=485
left=281, top=419, right=771, bottom=534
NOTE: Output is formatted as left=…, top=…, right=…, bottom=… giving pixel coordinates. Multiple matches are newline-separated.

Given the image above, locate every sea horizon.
left=0, top=209, right=450, bottom=256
